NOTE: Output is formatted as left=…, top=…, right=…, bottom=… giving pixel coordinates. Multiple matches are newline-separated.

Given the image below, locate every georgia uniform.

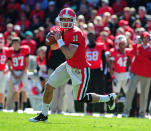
left=48, top=25, right=90, bottom=101
left=7, top=46, right=30, bottom=91
left=0, top=47, right=8, bottom=94
left=108, top=48, right=130, bottom=93
left=86, top=44, right=104, bottom=69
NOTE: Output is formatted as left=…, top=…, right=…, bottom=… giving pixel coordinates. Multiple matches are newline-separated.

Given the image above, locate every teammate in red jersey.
left=85, top=32, right=106, bottom=114
left=7, top=37, right=29, bottom=111
left=106, top=35, right=130, bottom=115
left=30, top=8, right=116, bottom=122
left=0, top=34, right=9, bottom=110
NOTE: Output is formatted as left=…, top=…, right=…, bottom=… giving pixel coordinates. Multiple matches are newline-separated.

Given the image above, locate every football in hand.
left=45, top=31, right=57, bottom=46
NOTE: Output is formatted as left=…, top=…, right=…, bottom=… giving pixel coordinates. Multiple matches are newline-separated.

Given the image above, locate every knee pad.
left=79, top=93, right=92, bottom=103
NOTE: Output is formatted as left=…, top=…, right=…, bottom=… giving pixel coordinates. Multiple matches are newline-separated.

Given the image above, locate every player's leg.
left=21, top=91, right=27, bottom=111
left=50, top=87, right=59, bottom=114
left=29, top=62, right=70, bottom=122
left=57, top=85, right=65, bottom=114
left=21, top=73, right=28, bottom=111
left=71, top=67, right=116, bottom=110
left=0, top=72, right=7, bottom=110
left=122, top=73, right=139, bottom=117
left=139, top=77, right=150, bottom=118
left=14, top=91, right=19, bottom=112
left=112, top=73, right=122, bottom=115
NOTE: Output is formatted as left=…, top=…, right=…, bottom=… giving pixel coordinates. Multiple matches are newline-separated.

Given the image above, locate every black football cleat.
left=29, top=113, right=48, bottom=122
left=107, top=93, right=117, bottom=110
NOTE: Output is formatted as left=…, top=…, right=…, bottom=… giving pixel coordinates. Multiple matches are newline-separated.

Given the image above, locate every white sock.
left=99, top=95, right=110, bottom=102
left=41, top=103, right=50, bottom=116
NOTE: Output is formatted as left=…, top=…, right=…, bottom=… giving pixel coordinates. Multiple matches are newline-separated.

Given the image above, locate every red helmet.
left=58, top=8, right=76, bottom=29
left=142, top=32, right=150, bottom=38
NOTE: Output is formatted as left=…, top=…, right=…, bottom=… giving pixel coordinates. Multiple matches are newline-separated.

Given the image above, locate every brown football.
left=45, top=31, right=57, bottom=46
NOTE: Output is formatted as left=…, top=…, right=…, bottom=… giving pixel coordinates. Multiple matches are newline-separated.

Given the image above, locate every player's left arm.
left=53, top=30, right=78, bottom=59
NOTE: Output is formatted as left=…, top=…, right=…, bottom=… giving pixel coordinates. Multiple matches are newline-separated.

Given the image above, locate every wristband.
left=57, top=39, right=65, bottom=48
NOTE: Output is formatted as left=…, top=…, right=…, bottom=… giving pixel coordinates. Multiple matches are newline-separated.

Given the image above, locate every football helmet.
left=58, top=8, right=76, bottom=29
left=142, top=31, right=150, bottom=38
left=115, top=35, right=127, bottom=48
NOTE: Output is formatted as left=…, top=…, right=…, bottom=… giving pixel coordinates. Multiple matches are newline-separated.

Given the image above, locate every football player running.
left=29, top=8, right=116, bottom=122
left=7, top=37, right=29, bottom=111
left=0, top=34, right=9, bottom=110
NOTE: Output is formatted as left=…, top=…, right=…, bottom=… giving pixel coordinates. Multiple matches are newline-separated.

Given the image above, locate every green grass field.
left=0, top=112, right=151, bottom=131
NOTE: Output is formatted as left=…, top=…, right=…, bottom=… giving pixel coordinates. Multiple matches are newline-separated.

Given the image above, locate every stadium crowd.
left=0, top=0, right=151, bottom=118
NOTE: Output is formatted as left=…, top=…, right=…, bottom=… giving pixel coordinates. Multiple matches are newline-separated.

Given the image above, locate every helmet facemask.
left=58, top=17, right=76, bottom=29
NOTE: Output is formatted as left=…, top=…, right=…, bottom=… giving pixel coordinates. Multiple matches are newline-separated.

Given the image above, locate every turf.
left=0, top=112, right=151, bottom=131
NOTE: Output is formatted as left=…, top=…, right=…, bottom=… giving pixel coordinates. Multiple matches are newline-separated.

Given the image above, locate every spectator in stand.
left=130, top=7, right=136, bottom=17
left=45, top=1, right=58, bottom=25
left=119, top=7, right=135, bottom=27
left=87, top=23, right=95, bottom=33
left=97, top=31, right=113, bottom=51
left=102, top=12, right=111, bottom=27
left=125, top=31, right=134, bottom=48
left=5, top=36, right=12, bottom=47
left=30, top=3, right=44, bottom=21
left=6, top=0, right=21, bottom=24
left=14, top=25, right=25, bottom=40
left=4, top=23, right=14, bottom=41
left=89, top=9, right=97, bottom=23
left=132, top=19, right=141, bottom=30
left=96, top=0, right=114, bottom=17
left=112, top=0, right=127, bottom=15
left=21, top=31, right=36, bottom=55
left=29, top=15, right=43, bottom=31
left=86, top=32, right=106, bottom=115
left=24, top=4, right=32, bottom=19
left=16, top=13, right=30, bottom=30
left=103, top=27, right=114, bottom=41
left=77, top=15, right=85, bottom=26
left=145, top=16, right=151, bottom=32
left=0, top=34, right=9, bottom=110
left=93, top=16, right=103, bottom=36
left=79, top=4, right=89, bottom=22
left=118, top=19, right=134, bottom=40
left=136, top=6, right=147, bottom=27
left=35, top=27, right=45, bottom=49
left=108, top=15, right=118, bottom=36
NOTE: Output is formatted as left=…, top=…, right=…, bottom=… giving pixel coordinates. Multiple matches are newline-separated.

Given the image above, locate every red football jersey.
left=0, top=47, right=8, bottom=70
left=7, top=46, right=30, bottom=70
left=86, top=44, right=104, bottom=69
left=63, top=26, right=89, bottom=69
left=109, top=48, right=129, bottom=73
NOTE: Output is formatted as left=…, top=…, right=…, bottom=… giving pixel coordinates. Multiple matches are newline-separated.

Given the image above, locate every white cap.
left=14, top=25, right=21, bottom=31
